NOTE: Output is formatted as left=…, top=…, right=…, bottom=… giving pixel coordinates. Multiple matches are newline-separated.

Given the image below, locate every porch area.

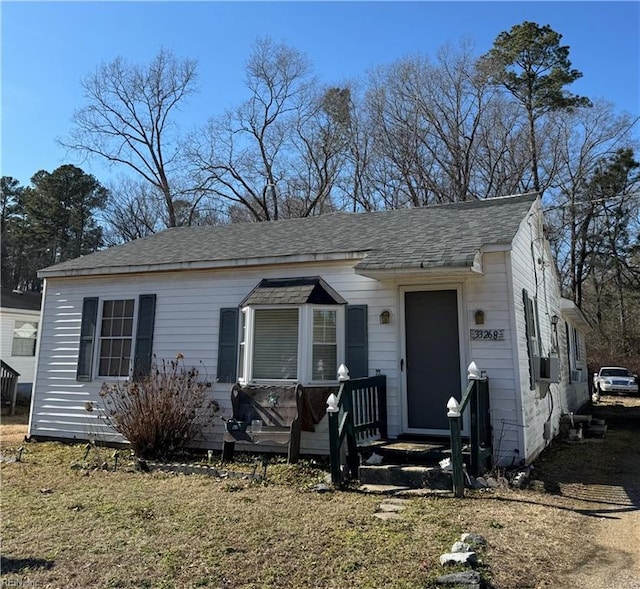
left=327, top=371, right=493, bottom=493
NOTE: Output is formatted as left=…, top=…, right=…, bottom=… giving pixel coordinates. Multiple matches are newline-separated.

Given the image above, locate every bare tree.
left=188, top=38, right=350, bottom=221
left=62, top=48, right=198, bottom=228
left=543, top=100, right=639, bottom=306
left=360, top=41, right=532, bottom=208
left=101, top=177, right=164, bottom=246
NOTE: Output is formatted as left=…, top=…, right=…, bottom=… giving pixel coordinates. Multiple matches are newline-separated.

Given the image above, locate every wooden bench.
left=222, top=383, right=304, bottom=464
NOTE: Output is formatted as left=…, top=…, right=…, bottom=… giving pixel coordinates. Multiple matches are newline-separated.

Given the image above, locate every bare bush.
left=99, top=355, right=218, bottom=459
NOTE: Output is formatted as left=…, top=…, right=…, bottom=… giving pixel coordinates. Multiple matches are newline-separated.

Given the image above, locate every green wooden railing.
left=327, top=375, right=387, bottom=485
left=448, top=376, right=492, bottom=497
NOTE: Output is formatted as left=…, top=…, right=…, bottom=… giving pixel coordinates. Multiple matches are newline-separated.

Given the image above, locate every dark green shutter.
left=77, top=297, right=98, bottom=381
left=345, top=304, right=368, bottom=378
left=133, top=294, right=156, bottom=379
left=217, top=308, right=239, bottom=383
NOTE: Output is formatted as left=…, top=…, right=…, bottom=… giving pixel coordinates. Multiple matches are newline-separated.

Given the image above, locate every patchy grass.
left=2, top=398, right=638, bottom=588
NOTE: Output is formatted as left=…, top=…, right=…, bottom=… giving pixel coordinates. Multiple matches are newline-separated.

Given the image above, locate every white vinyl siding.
left=30, top=264, right=390, bottom=450
left=1, top=308, right=41, bottom=387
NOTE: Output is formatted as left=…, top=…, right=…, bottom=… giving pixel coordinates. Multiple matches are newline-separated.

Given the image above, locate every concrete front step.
left=363, top=439, right=449, bottom=465
left=359, top=464, right=452, bottom=490
left=584, top=424, right=608, bottom=437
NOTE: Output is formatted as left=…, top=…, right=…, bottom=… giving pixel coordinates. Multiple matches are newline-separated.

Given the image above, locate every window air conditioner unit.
left=535, top=356, right=560, bottom=384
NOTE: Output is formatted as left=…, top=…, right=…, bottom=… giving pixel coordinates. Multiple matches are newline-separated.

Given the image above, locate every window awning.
left=240, top=277, right=347, bottom=306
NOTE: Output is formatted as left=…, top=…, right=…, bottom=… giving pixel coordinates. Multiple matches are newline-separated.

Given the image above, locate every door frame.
left=399, top=283, right=469, bottom=436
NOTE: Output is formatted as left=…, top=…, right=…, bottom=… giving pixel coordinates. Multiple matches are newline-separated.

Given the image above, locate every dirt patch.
left=0, top=406, right=29, bottom=447
left=528, top=395, right=640, bottom=589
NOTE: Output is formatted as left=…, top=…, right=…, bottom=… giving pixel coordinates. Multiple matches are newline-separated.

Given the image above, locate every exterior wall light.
left=379, top=309, right=391, bottom=324
left=474, top=309, right=485, bottom=325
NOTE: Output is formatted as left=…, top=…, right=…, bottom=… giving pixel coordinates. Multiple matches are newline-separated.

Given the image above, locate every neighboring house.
left=1, top=288, right=43, bottom=405
left=28, top=193, right=591, bottom=465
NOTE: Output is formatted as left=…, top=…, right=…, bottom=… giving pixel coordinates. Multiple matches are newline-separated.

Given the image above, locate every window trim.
left=96, top=298, right=137, bottom=378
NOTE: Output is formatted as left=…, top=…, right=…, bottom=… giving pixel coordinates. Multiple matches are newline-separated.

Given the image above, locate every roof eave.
left=38, top=251, right=369, bottom=279
left=356, top=250, right=485, bottom=280
left=560, top=298, right=593, bottom=333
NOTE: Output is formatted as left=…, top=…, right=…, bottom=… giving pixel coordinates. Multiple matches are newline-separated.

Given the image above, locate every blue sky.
left=2, top=1, right=639, bottom=188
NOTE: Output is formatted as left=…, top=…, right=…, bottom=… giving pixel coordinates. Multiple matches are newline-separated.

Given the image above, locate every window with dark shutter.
left=345, top=304, right=368, bottom=378
left=77, top=297, right=98, bottom=381
left=217, top=308, right=239, bottom=383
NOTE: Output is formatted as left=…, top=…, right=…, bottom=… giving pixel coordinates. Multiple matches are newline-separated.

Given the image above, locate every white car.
left=593, top=367, right=639, bottom=396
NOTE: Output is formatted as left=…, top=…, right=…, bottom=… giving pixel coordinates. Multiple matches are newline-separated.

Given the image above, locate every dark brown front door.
left=405, top=290, right=461, bottom=431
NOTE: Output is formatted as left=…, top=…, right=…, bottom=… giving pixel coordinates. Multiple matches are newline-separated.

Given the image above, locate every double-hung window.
left=522, top=289, right=542, bottom=388
left=311, top=309, right=337, bottom=381
left=76, top=294, right=156, bottom=381
left=98, top=299, right=135, bottom=377
left=253, top=307, right=300, bottom=380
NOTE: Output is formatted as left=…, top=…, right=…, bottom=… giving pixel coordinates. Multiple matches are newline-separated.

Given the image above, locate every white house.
left=1, top=288, right=42, bottom=406
left=28, top=193, right=591, bottom=465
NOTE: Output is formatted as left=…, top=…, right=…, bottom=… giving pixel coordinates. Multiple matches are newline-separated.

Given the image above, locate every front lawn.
left=1, top=423, right=599, bottom=588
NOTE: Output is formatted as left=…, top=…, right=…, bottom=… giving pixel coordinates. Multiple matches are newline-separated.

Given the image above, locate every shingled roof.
left=39, top=193, right=538, bottom=278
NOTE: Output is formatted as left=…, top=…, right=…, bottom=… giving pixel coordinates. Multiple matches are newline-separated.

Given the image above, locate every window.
left=76, top=294, right=156, bottom=381
left=216, top=278, right=368, bottom=385
left=98, top=299, right=135, bottom=377
left=12, top=320, right=38, bottom=356
left=244, top=306, right=338, bottom=383
left=312, top=309, right=337, bottom=381
left=571, top=327, right=582, bottom=362
left=253, top=308, right=299, bottom=379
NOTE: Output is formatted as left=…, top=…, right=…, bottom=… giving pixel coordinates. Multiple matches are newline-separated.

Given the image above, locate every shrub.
left=99, top=355, right=218, bottom=459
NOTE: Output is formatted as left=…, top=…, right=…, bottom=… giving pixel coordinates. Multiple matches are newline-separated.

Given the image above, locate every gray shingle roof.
left=240, top=277, right=348, bottom=305
left=39, top=193, right=538, bottom=277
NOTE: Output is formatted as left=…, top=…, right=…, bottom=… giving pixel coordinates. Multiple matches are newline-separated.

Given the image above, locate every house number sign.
left=470, top=329, right=505, bottom=341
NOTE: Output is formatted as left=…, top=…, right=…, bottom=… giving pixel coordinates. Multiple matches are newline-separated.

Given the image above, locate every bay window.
left=216, top=277, right=368, bottom=385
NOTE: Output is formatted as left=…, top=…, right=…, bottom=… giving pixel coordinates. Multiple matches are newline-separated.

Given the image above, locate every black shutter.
left=76, top=297, right=98, bottom=381
left=133, top=294, right=156, bottom=379
left=345, top=304, right=368, bottom=378
left=565, top=322, right=572, bottom=384
left=217, top=308, right=239, bottom=383
left=522, top=289, right=535, bottom=389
